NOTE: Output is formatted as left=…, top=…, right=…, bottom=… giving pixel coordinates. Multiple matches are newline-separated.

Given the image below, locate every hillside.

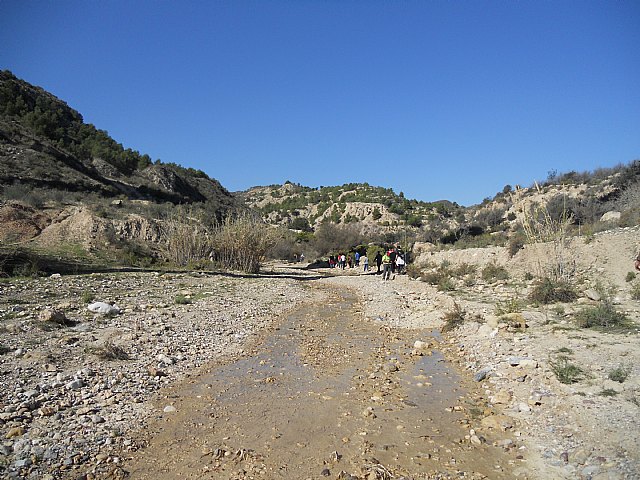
left=1, top=70, right=638, bottom=272
left=0, top=70, right=237, bottom=211
left=241, top=163, right=639, bottom=253
left=0, top=70, right=240, bottom=268
left=239, top=181, right=460, bottom=231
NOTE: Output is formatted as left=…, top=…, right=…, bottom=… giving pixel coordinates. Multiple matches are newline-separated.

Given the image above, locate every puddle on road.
left=125, top=287, right=515, bottom=479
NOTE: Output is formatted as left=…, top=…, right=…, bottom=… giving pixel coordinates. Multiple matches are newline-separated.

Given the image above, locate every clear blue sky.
left=1, top=1, right=639, bottom=206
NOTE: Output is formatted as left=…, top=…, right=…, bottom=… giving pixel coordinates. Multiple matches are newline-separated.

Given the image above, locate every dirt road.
left=123, top=284, right=516, bottom=479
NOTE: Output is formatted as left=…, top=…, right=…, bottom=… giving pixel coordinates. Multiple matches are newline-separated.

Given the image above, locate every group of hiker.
left=328, top=247, right=406, bottom=280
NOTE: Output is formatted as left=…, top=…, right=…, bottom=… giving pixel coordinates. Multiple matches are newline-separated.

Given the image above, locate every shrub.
left=495, top=297, right=522, bottom=316
left=441, top=302, right=466, bottom=333
left=210, top=213, right=283, bottom=274
left=631, top=282, right=640, bottom=301
left=608, top=364, right=632, bottom=383
left=507, top=232, right=526, bottom=257
left=529, top=277, right=578, bottom=304
left=81, top=290, right=95, bottom=304
left=550, top=356, right=585, bottom=384
left=599, top=389, right=619, bottom=397
left=626, top=271, right=637, bottom=282
left=437, top=277, right=456, bottom=292
left=88, top=341, right=129, bottom=360
left=451, top=263, right=477, bottom=277
left=574, top=303, right=630, bottom=329
left=406, top=263, right=423, bottom=279
left=481, top=262, right=509, bottom=282
left=175, top=294, right=191, bottom=305
left=555, top=347, right=573, bottom=354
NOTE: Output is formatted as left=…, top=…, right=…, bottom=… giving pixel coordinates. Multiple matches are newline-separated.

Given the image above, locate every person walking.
left=361, top=254, right=369, bottom=273
left=395, top=254, right=405, bottom=275
left=355, top=251, right=360, bottom=267
left=382, top=250, right=392, bottom=280
left=375, top=251, right=383, bottom=274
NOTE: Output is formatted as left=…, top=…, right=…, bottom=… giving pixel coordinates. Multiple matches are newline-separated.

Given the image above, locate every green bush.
left=481, top=262, right=509, bottom=282
left=437, top=277, right=456, bottom=292
left=175, top=294, right=192, bottom=305
left=575, top=303, right=630, bottom=329
left=495, top=297, right=522, bottom=316
left=550, top=356, right=585, bottom=384
left=608, top=364, right=631, bottom=383
left=529, top=277, right=578, bottom=304
left=626, top=271, right=637, bottom=282
left=81, top=290, right=96, bottom=304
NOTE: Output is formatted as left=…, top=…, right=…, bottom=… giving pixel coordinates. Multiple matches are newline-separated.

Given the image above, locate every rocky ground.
left=0, top=269, right=315, bottom=479
left=325, top=226, right=640, bottom=479
left=1, top=226, right=639, bottom=480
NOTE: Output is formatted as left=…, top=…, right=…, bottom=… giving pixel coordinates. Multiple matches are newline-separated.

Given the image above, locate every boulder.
left=599, top=211, right=621, bottom=223
left=38, top=309, right=68, bottom=325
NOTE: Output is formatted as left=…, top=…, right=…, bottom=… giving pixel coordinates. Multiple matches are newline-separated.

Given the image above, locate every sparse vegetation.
left=441, top=302, right=466, bottom=333
left=495, top=296, right=522, bottom=316
left=481, top=262, right=509, bottom=282
left=626, top=271, right=637, bottom=282
left=529, top=277, right=578, bottom=304
left=81, top=290, right=96, bottom=304
left=87, top=341, right=130, bottom=360
left=574, top=302, right=631, bottom=329
left=550, top=356, right=585, bottom=384
left=554, top=347, right=574, bottom=354
left=175, top=294, right=192, bottom=305
left=598, top=388, right=619, bottom=397
left=608, top=364, right=632, bottom=383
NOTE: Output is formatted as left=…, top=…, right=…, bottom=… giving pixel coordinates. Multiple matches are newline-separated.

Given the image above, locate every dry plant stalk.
left=516, top=183, right=576, bottom=282
left=210, top=213, right=282, bottom=274
left=160, top=207, right=212, bottom=266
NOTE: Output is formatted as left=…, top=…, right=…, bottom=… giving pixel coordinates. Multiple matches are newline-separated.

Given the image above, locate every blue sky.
left=1, top=1, right=639, bottom=206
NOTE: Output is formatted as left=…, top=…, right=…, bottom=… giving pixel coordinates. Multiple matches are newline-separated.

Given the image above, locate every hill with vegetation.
left=0, top=70, right=246, bottom=272
left=240, top=162, right=639, bottom=261
left=0, top=69, right=638, bottom=273
left=0, top=70, right=237, bottom=210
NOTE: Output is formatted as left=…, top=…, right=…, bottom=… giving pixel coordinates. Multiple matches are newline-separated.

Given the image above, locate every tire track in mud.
left=122, top=285, right=516, bottom=479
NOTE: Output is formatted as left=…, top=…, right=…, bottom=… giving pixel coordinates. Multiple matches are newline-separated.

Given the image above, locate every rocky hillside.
left=241, top=162, right=639, bottom=254
left=0, top=70, right=237, bottom=211
left=0, top=71, right=242, bottom=267
left=240, top=181, right=460, bottom=232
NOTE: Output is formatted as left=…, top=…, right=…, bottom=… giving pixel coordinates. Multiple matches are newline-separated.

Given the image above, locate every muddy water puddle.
left=125, top=287, right=513, bottom=479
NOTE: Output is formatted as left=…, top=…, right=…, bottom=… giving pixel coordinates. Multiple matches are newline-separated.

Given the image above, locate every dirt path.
left=122, top=284, right=517, bottom=479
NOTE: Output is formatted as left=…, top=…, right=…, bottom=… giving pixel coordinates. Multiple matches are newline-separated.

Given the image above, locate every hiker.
left=389, top=249, right=397, bottom=273
left=355, top=251, right=360, bottom=267
left=299, top=252, right=305, bottom=263
left=395, top=254, right=405, bottom=274
left=382, top=250, right=392, bottom=280
left=375, top=251, right=383, bottom=274
left=361, top=254, right=369, bottom=273
left=340, top=254, right=346, bottom=269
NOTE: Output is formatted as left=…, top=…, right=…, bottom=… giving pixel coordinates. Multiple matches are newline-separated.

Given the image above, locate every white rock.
left=87, top=302, right=121, bottom=315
